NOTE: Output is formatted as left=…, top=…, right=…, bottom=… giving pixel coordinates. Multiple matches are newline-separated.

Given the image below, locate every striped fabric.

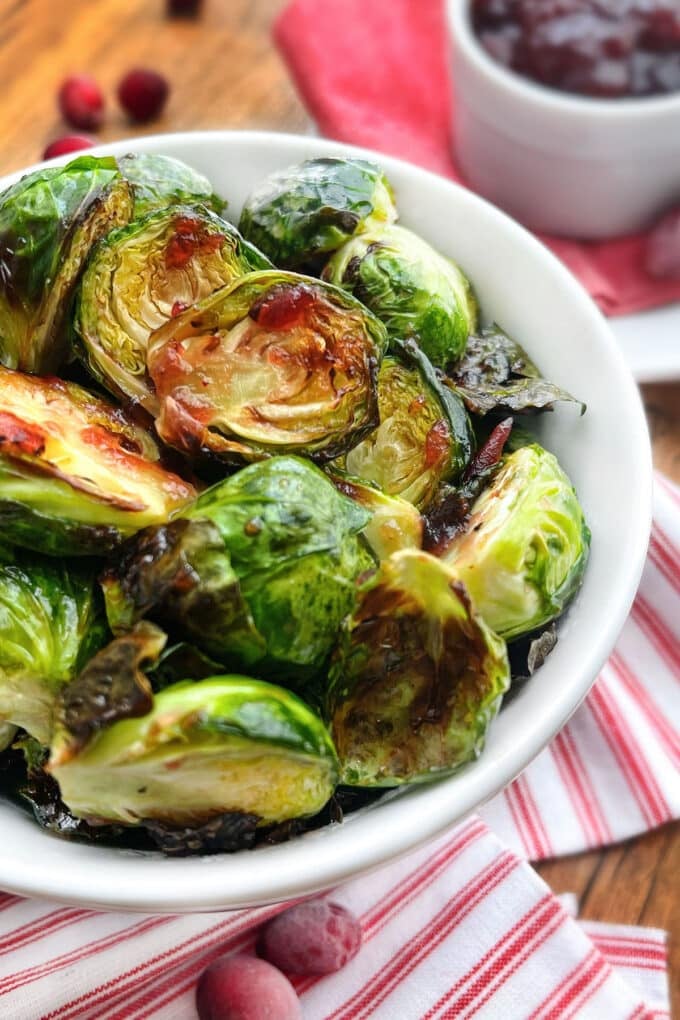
left=0, top=475, right=677, bottom=1019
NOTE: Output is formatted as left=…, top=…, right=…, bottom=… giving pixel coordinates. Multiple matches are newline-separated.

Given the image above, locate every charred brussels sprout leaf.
left=0, top=156, right=133, bottom=373
left=56, top=622, right=166, bottom=761
left=238, top=157, right=397, bottom=269
left=441, top=445, right=591, bottom=640
left=338, top=349, right=473, bottom=510
left=76, top=205, right=271, bottom=413
left=102, top=456, right=375, bottom=683
left=446, top=324, right=585, bottom=416
left=0, top=549, right=106, bottom=743
left=328, top=549, right=510, bottom=786
left=323, top=224, right=477, bottom=367
left=118, top=154, right=227, bottom=218
left=49, top=677, right=339, bottom=828
left=0, top=366, right=196, bottom=555
left=147, top=270, right=387, bottom=463
left=326, top=467, right=423, bottom=560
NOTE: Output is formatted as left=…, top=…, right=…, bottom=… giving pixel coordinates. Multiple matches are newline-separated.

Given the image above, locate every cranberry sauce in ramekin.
left=471, top=0, right=680, bottom=99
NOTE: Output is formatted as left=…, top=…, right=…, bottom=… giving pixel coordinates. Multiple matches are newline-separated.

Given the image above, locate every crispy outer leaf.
left=328, top=549, right=510, bottom=786
left=0, top=155, right=133, bottom=373
left=238, top=157, right=397, bottom=269
left=117, top=154, right=227, bottom=218
left=446, top=324, right=585, bottom=416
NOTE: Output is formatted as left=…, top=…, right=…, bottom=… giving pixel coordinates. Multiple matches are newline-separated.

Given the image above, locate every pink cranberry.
left=644, top=207, right=680, bottom=280
left=117, top=68, right=169, bottom=122
left=58, top=75, right=105, bottom=131
left=196, top=955, right=301, bottom=1020
left=43, top=135, right=96, bottom=160
left=259, top=900, right=362, bottom=975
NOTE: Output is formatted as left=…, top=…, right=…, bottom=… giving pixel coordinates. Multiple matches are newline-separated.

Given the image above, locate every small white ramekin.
left=447, top=0, right=680, bottom=239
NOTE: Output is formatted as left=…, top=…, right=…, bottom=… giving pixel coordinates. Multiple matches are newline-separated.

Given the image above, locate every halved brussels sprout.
left=338, top=349, right=473, bottom=510
left=0, top=548, right=106, bottom=744
left=326, top=468, right=423, bottom=560
left=238, top=157, right=397, bottom=269
left=102, top=456, right=375, bottom=683
left=0, top=156, right=133, bottom=373
left=440, top=444, right=591, bottom=640
left=0, top=366, right=196, bottom=555
left=446, top=324, right=585, bottom=417
left=118, top=154, right=226, bottom=218
left=323, top=224, right=477, bottom=367
left=327, top=549, right=510, bottom=786
left=49, top=676, right=338, bottom=827
left=77, top=205, right=271, bottom=413
left=147, top=270, right=387, bottom=463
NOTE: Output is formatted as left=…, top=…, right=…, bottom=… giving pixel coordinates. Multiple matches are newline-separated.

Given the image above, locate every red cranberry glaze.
left=471, top=0, right=680, bottom=98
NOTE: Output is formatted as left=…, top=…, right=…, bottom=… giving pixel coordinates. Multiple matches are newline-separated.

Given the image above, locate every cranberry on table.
left=43, top=135, right=95, bottom=160
left=58, top=74, right=105, bottom=130
left=645, top=207, right=680, bottom=280
left=259, top=900, right=362, bottom=976
left=471, top=0, right=680, bottom=98
left=117, top=68, right=169, bottom=122
left=196, top=955, right=301, bottom=1020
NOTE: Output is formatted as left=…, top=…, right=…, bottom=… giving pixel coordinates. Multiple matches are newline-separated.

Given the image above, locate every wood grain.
left=0, top=0, right=677, bottom=1012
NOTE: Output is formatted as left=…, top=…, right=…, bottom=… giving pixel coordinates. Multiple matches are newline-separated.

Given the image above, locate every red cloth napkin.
left=1, top=476, right=677, bottom=1018
left=274, top=0, right=680, bottom=317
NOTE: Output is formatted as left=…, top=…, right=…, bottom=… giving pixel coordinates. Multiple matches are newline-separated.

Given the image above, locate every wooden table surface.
left=0, top=0, right=677, bottom=1013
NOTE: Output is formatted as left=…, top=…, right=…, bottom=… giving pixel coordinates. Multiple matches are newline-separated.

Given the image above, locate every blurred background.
left=0, top=0, right=677, bottom=1010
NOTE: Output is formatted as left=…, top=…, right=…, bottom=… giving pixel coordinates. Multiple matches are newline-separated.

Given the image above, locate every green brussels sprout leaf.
left=323, top=224, right=477, bottom=367
left=326, top=467, right=423, bottom=560
left=0, top=366, right=196, bottom=555
left=0, top=155, right=133, bottom=373
left=328, top=549, right=510, bottom=786
left=238, top=157, right=397, bottom=269
left=0, top=550, right=107, bottom=744
left=147, top=270, right=387, bottom=463
left=76, top=205, right=271, bottom=413
left=441, top=444, right=591, bottom=639
left=49, top=676, right=339, bottom=827
left=117, top=154, right=227, bottom=218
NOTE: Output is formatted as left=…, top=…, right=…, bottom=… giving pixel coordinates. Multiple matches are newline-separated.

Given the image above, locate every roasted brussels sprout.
left=441, top=445, right=591, bottom=639
left=338, top=349, right=473, bottom=510
left=102, top=456, right=375, bottom=682
left=327, top=549, right=510, bottom=786
left=77, top=205, right=271, bottom=412
left=326, top=468, right=423, bottom=560
left=238, top=157, right=397, bottom=269
left=118, top=154, right=226, bottom=218
left=0, top=366, right=196, bottom=555
left=0, top=156, right=133, bottom=373
left=323, top=224, right=477, bottom=367
left=446, top=324, right=585, bottom=417
left=148, top=271, right=387, bottom=463
left=49, top=675, right=338, bottom=827
left=0, top=549, right=106, bottom=743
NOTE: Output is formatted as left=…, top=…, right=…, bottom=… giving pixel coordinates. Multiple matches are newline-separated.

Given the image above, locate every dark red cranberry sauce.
left=471, top=1, right=680, bottom=98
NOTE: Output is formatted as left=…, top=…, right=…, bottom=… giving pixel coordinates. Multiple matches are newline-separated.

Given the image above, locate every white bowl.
left=447, top=0, right=680, bottom=239
left=0, top=131, right=651, bottom=912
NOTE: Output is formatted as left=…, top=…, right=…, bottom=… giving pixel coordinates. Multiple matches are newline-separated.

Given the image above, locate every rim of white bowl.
left=0, top=131, right=653, bottom=911
left=447, top=0, right=680, bottom=121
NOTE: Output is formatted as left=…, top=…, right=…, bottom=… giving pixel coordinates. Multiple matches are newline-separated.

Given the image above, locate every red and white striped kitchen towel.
left=0, top=475, right=676, bottom=1018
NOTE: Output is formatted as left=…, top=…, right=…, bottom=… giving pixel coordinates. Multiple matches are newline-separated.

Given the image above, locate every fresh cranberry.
left=196, top=955, right=301, bottom=1020
left=117, top=69, right=169, bottom=122
left=166, top=0, right=203, bottom=15
left=644, top=207, right=680, bottom=279
left=43, top=135, right=96, bottom=160
left=259, top=900, right=362, bottom=975
left=58, top=75, right=105, bottom=131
